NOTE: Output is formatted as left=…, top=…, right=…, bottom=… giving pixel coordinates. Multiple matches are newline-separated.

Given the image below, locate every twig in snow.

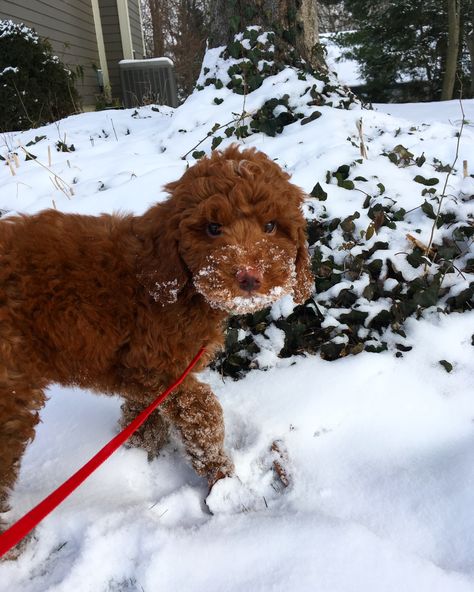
left=424, top=88, right=465, bottom=270
left=110, top=118, right=119, bottom=142
left=181, top=111, right=253, bottom=160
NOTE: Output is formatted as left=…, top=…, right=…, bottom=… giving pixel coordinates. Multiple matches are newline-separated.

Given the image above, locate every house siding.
left=98, top=0, right=123, bottom=99
left=0, top=0, right=101, bottom=107
left=128, top=0, right=144, bottom=59
left=99, top=0, right=145, bottom=100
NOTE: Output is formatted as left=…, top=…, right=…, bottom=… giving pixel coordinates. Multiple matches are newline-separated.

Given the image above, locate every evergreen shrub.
left=0, top=20, right=80, bottom=132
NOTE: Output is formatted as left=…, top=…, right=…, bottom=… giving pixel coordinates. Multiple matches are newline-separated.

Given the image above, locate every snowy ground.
left=1, top=50, right=474, bottom=591
left=374, top=100, right=474, bottom=126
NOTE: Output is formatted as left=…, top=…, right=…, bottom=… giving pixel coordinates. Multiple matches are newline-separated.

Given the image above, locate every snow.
left=119, top=57, right=174, bottom=67
left=1, top=40, right=474, bottom=591
left=374, top=100, right=474, bottom=127
left=0, top=66, right=19, bottom=76
left=321, top=33, right=364, bottom=87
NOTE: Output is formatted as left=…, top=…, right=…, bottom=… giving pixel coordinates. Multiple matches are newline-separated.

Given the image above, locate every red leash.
left=0, top=347, right=206, bottom=558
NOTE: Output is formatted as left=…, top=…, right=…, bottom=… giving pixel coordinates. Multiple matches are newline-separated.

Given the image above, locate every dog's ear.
left=135, top=204, right=189, bottom=305
left=137, top=241, right=188, bottom=305
left=293, top=224, right=314, bottom=305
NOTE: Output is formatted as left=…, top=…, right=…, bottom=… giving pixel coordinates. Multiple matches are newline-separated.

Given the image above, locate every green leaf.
left=340, top=180, right=355, bottom=190
left=334, top=164, right=350, bottom=180
left=369, top=309, right=392, bottom=330
left=412, top=280, right=440, bottom=308
left=26, top=135, right=46, bottom=147
left=310, top=182, right=327, bottom=201
left=421, top=201, right=436, bottom=219
left=406, top=248, right=423, bottom=268
left=235, top=125, right=250, bottom=139
left=211, top=136, right=223, bottom=150
left=320, top=341, right=345, bottom=361
left=367, top=258, right=383, bottom=278
left=415, top=154, right=426, bottom=167
left=439, top=360, right=453, bottom=373
left=414, top=175, right=439, bottom=186
left=365, top=342, right=387, bottom=353
left=340, top=212, right=360, bottom=233
left=301, top=111, right=322, bottom=125
left=338, top=310, right=369, bottom=325
left=392, top=208, right=406, bottom=221
left=366, top=223, right=375, bottom=240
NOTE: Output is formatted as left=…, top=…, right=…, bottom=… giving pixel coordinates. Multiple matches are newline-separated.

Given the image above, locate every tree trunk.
left=441, top=0, right=461, bottom=100
left=208, top=0, right=319, bottom=68
left=148, top=0, right=168, bottom=57
left=468, top=0, right=474, bottom=97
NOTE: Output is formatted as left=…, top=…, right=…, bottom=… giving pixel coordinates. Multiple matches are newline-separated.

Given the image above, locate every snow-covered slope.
left=1, top=36, right=474, bottom=590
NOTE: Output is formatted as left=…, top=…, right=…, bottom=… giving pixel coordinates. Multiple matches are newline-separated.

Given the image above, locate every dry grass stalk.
left=49, top=174, right=74, bottom=199
left=356, top=118, right=368, bottom=159
left=463, top=159, right=468, bottom=178
left=19, top=144, right=74, bottom=199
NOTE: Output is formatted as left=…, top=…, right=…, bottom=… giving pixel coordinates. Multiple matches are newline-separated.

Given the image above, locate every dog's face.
left=181, top=191, right=299, bottom=314
left=148, top=146, right=313, bottom=313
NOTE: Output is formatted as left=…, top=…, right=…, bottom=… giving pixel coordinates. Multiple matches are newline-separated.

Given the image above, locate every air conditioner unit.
left=119, top=58, right=178, bottom=108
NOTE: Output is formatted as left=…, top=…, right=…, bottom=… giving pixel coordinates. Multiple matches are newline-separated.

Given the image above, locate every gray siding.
left=98, top=0, right=122, bottom=99
left=0, top=0, right=101, bottom=107
left=128, top=0, right=144, bottom=59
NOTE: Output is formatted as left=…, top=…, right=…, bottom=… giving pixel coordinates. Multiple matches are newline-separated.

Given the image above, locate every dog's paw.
left=205, top=439, right=293, bottom=515
left=205, top=476, right=265, bottom=515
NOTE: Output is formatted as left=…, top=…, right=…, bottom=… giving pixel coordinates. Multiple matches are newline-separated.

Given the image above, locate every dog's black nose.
left=236, top=268, right=262, bottom=292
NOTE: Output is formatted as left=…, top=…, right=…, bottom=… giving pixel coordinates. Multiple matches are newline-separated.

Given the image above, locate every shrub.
left=0, top=20, right=80, bottom=131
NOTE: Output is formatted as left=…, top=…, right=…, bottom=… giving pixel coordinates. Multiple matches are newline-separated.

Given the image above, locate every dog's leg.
left=161, top=378, right=234, bottom=486
left=0, top=372, right=46, bottom=532
left=119, top=401, right=170, bottom=460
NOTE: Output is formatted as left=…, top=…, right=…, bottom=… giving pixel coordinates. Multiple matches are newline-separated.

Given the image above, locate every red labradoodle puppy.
left=0, top=145, right=313, bottom=531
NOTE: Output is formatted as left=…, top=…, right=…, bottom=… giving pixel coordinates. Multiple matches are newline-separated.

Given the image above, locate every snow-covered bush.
left=216, top=156, right=474, bottom=377
left=189, top=27, right=359, bottom=157
left=186, top=29, right=474, bottom=378
left=0, top=20, right=80, bottom=131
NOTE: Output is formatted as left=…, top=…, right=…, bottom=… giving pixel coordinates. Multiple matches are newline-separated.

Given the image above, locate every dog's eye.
left=207, top=222, right=222, bottom=237
left=264, top=221, right=276, bottom=234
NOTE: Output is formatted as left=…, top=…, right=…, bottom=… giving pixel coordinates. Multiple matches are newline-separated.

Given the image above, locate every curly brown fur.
left=0, top=145, right=313, bottom=536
